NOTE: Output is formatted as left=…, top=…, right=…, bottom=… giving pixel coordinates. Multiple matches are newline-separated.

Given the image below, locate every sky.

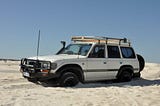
left=0, top=0, right=160, bottom=63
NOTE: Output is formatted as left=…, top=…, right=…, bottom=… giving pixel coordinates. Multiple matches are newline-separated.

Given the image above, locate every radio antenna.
left=37, top=30, right=40, bottom=60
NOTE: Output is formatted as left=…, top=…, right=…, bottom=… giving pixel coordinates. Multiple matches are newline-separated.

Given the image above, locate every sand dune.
left=0, top=61, right=160, bottom=106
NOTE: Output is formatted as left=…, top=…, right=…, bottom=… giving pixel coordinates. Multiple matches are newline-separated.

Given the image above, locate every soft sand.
left=0, top=61, right=160, bottom=106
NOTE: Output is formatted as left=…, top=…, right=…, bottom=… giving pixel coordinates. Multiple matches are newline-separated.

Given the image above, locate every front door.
left=85, top=44, right=107, bottom=81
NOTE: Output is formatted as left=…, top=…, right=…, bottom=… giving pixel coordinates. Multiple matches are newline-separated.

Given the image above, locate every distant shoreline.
left=0, top=59, right=20, bottom=61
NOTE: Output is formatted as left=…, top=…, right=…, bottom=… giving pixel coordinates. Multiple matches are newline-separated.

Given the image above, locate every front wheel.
left=27, top=78, right=38, bottom=83
left=59, top=72, right=79, bottom=87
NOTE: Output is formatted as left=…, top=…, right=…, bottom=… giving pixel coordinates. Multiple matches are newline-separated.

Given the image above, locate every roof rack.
left=71, top=36, right=131, bottom=46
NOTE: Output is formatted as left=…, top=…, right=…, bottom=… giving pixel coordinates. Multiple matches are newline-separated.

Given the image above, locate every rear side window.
left=120, top=47, right=136, bottom=58
left=107, top=46, right=120, bottom=58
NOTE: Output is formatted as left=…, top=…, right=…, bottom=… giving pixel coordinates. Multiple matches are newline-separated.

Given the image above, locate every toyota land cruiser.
left=20, top=36, right=145, bottom=87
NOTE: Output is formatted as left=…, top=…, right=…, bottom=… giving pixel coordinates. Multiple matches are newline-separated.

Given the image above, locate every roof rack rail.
left=71, top=36, right=131, bottom=46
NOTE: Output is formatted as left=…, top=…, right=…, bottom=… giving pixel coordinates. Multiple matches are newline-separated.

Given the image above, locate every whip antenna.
left=37, top=30, right=40, bottom=60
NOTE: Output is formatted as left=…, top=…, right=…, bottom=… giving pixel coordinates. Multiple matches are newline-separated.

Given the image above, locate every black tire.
left=59, top=72, right=79, bottom=87
left=118, top=67, right=133, bottom=82
left=137, top=54, right=145, bottom=72
left=133, top=72, right=141, bottom=78
left=27, top=78, right=37, bottom=83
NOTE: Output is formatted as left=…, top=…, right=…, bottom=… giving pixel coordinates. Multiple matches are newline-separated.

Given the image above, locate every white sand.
left=0, top=61, right=160, bottom=106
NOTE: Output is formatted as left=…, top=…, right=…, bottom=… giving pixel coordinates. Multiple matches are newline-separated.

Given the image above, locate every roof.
left=71, top=36, right=131, bottom=46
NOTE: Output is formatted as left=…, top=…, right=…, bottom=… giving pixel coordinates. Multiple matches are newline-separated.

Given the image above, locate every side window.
left=121, top=47, right=136, bottom=58
left=80, top=45, right=92, bottom=56
left=89, top=45, right=105, bottom=58
left=107, top=46, right=120, bottom=58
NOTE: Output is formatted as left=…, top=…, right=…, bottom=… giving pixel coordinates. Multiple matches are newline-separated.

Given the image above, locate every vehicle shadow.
left=36, top=77, right=160, bottom=88
left=75, top=78, right=160, bottom=88
left=36, top=80, right=59, bottom=87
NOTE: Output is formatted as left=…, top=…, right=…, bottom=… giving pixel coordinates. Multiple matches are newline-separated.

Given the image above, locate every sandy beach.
left=0, top=61, right=160, bottom=106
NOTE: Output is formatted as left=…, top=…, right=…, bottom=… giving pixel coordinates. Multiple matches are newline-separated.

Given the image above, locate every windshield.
left=59, top=44, right=92, bottom=56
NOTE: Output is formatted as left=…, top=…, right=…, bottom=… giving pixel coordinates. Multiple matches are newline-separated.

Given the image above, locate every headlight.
left=41, top=61, right=51, bottom=69
left=42, top=63, right=49, bottom=69
left=51, top=63, right=57, bottom=70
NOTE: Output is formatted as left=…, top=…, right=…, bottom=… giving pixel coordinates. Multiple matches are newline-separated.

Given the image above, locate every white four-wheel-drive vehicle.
left=20, top=36, right=145, bottom=87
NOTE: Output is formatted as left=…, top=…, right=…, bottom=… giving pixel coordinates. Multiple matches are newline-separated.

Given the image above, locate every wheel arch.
left=116, top=65, right=134, bottom=78
left=56, top=64, right=84, bottom=83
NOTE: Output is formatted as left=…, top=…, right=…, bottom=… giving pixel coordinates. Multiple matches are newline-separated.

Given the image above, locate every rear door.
left=105, top=45, right=122, bottom=79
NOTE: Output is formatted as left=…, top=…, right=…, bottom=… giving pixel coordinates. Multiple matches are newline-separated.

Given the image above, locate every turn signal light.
left=41, top=70, right=49, bottom=73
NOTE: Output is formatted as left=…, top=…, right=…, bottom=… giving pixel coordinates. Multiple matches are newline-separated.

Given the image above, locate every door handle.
left=103, top=62, right=107, bottom=64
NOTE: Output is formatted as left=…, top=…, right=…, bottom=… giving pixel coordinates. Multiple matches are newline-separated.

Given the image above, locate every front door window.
left=88, top=45, right=105, bottom=58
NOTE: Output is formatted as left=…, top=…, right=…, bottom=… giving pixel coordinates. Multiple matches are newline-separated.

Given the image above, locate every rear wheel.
left=59, top=72, right=79, bottom=87
left=133, top=72, right=141, bottom=78
left=118, top=67, right=133, bottom=82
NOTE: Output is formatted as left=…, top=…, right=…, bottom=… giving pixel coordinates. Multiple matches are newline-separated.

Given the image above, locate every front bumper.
left=20, top=58, right=58, bottom=81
